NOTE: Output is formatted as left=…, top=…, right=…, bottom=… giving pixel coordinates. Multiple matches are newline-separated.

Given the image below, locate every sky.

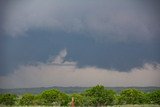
left=0, top=0, right=160, bottom=88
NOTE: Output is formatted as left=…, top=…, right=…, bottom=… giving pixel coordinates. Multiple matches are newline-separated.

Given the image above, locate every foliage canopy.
left=0, top=85, right=160, bottom=106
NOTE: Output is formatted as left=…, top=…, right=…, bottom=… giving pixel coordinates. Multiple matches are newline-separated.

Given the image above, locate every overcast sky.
left=0, top=0, right=160, bottom=88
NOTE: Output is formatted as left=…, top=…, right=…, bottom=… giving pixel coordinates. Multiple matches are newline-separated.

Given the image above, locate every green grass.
left=0, top=105, right=160, bottom=107
left=110, top=105, right=160, bottom=107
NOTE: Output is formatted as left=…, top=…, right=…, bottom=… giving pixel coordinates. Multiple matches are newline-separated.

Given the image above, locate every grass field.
left=111, top=105, right=160, bottom=107
left=0, top=105, right=160, bottom=107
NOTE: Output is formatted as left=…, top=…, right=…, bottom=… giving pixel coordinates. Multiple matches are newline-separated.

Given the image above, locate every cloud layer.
left=1, top=1, right=160, bottom=88
left=3, top=0, right=160, bottom=42
left=0, top=49, right=160, bottom=88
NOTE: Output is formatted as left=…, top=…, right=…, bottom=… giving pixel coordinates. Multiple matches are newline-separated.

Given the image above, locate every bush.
left=119, top=88, right=146, bottom=104
left=0, top=93, right=17, bottom=105
left=58, top=92, right=70, bottom=106
left=33, top=94, right=45, bottom=105
left=103, top=89, right=116, bottom=105
left=19, top=93, right=35, bottom=105
left=83, top=85, right=116, bottom=106
left=149, top=90, right=160, bottom=105
left=41, top=89, right=69, bottom=106
left=71, top=93, right=83, bottom=106
left=0, top=86, right=159, bottom=106
left=41, top=89, right=60, bottom=105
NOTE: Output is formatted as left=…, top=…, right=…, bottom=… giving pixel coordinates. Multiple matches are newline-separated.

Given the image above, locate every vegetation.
left=118, top=88, right=146, bottom=104
left=19, top=93, right=35, bottom=105
left=0, top=93, right=17, bottom=105
left=0, top=85, right=160, bottom=106
left=148, top=90, right=160, bottom=105
left=83, top=85, right=116, bottom=106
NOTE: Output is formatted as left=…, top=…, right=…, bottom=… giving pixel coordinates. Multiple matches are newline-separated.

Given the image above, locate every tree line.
left=0, top=85, right=160, bottom=106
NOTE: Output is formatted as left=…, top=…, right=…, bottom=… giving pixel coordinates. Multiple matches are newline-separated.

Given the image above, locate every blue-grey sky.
left=0, top=0, right=160, bottom=88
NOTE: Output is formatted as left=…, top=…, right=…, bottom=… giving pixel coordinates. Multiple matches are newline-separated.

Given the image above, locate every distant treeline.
left=0, top=85, right=160, bottom=106
left=1, top=86, right=159, bottom=94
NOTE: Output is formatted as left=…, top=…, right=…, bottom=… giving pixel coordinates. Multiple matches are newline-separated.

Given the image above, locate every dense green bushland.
left=0, top=85, right=160, bottom=106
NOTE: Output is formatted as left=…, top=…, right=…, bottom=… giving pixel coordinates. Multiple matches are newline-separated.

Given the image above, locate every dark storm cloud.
left=0, top=0, right=160, bottom=88
left=0, top=0, right=7, bottom=29
left=0, top=0, right=160, bottom=75
left=0, top=30, right=159, bottom=75
left=1, top=49, right=160, bottom=88
left=2, top=0, right=160, bottom=42
left=0, top=0, right=10, bottom=75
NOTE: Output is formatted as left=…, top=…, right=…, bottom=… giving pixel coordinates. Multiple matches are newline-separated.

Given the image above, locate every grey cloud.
left=2, top=0, right=160, bottom=42
left=51, top=49, right=67, bottom=64
left=0, top=49, right=160, bottom=88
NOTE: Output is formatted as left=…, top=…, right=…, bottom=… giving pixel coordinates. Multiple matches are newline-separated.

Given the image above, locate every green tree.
left=58, top=92, right=70, bottom=106
left=82, top=95, right=96, bottom=106
left=19, top=93, right=35, bottom=105
left=103, top=89, right=116, bottom=105
left=33, top=94, right=45, bottom=105
left=0, top=94, right=3, bottom=104
left=41, top=89, right=61, bottom=106
left=149, top=90, right=160, bottom=105
left=142, top=92, right=151, bottom=104
left=0, top=93, right=17, bottom=105
left=71, top=93, right=83, bottom=106
left=119, top=88, right=145, bottom=104
left=83, top=85, right=116, bottom=106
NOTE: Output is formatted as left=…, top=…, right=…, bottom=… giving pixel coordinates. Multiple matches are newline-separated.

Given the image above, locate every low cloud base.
left=0, top=49, right=160, bottom=88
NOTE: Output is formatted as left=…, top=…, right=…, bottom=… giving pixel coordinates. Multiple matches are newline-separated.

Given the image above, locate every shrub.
left=41, top=89, right=61, bottom=106
left=83, top=85, right=116, bottom=106
left=71, top=93, right=83, bottom=106
left=58, top=92, right=70, bottom=106
left=119, top=88, right=146, bottom=104
left=149, top=90, right=160, bottom=105
left=0, top=93, right=17, bottom=105
left=19, top=93, right=35, bottom=105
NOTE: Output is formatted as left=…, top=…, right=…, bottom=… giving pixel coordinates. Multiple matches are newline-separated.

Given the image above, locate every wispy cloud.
left=51, top=49, right=67, bottom=64
left=0, top=49, right=159, bottom=88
